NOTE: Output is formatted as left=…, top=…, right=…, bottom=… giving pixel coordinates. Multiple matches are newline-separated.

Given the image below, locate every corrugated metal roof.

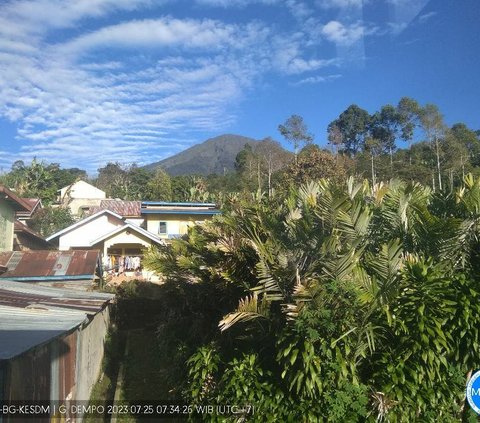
left=141, top=209, right=221, bottom=215
left=0, top=279, right=114, bottom=360
left=90, top=200, right=142, bottom=217
left=15, top=198, right=42, bottom=218
left=14, top=220, right=49, bottom=242
left=142, top=201, right=217, bottom=207
left=0, top=185, right=31, bottom=211
left=0, top=250, right=99, bottom=280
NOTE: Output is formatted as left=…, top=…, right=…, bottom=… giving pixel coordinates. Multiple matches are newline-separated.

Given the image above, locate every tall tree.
left=145, top=168, right=172, bottom=201
left=329, top=105, right=370, bottom=156
left=397, top=97, right=421, bottom=149
left=255, top=137, right=292, bottom=197
left=278, top=114, right=313, bottom=163
left=96, top=162, right=129, bottom=198
left=450, top=123, right=480, bottom=168
left=327, top=123, right=344, bottom=156
left=369, top=105, right=401, bottom=166
left=419, top=104, right=446, bottom=191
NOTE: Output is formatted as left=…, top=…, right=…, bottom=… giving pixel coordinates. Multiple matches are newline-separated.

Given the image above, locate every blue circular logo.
left=467, top=370, right=480, bottom=415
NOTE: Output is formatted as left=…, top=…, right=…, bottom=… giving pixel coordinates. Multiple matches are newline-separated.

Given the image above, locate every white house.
left=58, top=180, right=106, bottom=216
left=46, top=209, right=164, bottom=280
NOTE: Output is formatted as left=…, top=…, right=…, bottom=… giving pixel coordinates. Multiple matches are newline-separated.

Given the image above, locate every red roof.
left=89, top=200, right=141, bottom=217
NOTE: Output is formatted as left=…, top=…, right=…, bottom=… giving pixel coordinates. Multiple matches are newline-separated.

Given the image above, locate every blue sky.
left=0, top=0, right=478, bottom=174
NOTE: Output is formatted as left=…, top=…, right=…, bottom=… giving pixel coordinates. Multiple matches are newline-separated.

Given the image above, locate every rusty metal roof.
left=16, top=198, right=42, bottom=218
left=0, top=279, right=114, bottom=359
left=89, top=200, right=142, bottom=217
left=14, top=220, right=47, bottom=239
left=0, top=185, right=31, bottom=211
left=0, top=250, right=99, bottom=281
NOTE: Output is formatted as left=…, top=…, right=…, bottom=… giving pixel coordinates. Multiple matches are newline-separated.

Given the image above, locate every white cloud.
left=418, top=11, right=437, bottom=23
left=316, top=0, right=364, bottom=9
left=195, top=0, right=278, bottom=6
left=293, top=74, right=342, bottom=85
left=62, top=18, right=240, bottom=54
left=0, top=1, right=368, bottom=172
left=322, top=20, right=372, bottom=45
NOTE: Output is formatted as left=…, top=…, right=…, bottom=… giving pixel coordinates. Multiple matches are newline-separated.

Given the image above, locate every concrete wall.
left=145, top=213, right=210, bottom=239
left=59, top=214, right=122, bottom=250
left=60, top=181, right=106, bottom=200
left=0, top=201, right=14, bottom=251
left=75, top=306, right=111, bottom=402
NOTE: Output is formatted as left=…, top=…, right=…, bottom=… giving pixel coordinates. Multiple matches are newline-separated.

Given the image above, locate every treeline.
left=2, top=97, right=479, bottom=206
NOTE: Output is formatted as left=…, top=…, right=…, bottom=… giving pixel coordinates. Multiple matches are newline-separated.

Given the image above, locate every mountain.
left=145, top=134, right=259, bottom=176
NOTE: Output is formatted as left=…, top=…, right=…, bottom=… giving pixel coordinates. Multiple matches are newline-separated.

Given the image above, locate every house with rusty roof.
left=0, top=185, right=52, bottom=252
left=46, top=209, right=164, bottom=281
left=46, top=201, right=221, bottom=281
left=0, top=185, right=33, bottom=252
left=0, top=279, right=114, bottom=409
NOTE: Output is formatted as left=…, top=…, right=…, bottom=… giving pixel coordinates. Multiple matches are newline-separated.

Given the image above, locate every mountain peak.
left=145, top=134, right=259, bottom=176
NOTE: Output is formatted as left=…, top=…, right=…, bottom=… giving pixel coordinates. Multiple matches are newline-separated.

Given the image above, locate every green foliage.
left=28, top=205, right=75, bottom=237
left=145, top=168, right=172, bottom=200
left=148, top=176, right=480, bottom=421
left=0, top=158, right=86, bottom=204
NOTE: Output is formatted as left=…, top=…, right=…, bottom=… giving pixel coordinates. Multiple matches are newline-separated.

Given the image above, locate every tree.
left=96, top=162, right=154, bottom=200
left=0, top=158, right=59, bottom=203
left=29, top=206, right=75, bottom=237
left=419, top=104, right=446, bottom=191
left=279, top=145, right=345, bottom=187
left=328, top=105, right=370, bottom=156
left=363, top=137, right=383, bottom=185
left=369, top=105, right=401, bottom=166
left=450, top=123, right=480, bottom=168
left=327, top=123, right=344, bottom=156
left=278, top=114, right=313, bottom=163
left=51, top=167, right=87, bottom=190
left=255, top=137, right=292, bottom=197
left=96, top=162, right=129, bottom=198
left=397, top=97, right=421, bottom=149
left=145, top=168, right=172, bottom=201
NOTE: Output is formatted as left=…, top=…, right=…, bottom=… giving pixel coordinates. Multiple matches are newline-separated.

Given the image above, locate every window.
left=158, top=221, right=167, bottom=235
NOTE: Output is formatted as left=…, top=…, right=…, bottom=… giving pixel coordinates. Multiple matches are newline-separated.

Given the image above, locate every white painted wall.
left=60, top=181, right=106, bottom=200
left=59, top=214, right=122, bottom=250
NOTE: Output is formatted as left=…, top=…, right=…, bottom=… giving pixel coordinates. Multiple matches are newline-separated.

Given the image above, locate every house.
left=58, top=180, right=106, bottom=216
left=0, top=185, right=32, bottom=251
left=46, top=209, right=164, bottom=280
left=46, top=201, right=221, bottom=281
left=0, top=279, right=114, bottom=416
left=141, top=201, right=221, bottom=239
